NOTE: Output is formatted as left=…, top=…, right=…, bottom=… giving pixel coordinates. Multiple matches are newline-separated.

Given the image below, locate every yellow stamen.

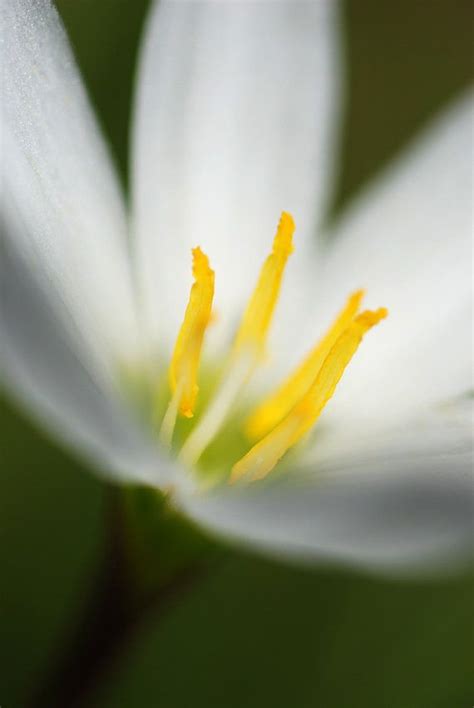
left=245, top=289, right=365, bottom=439
left=178, top=212, right=295, bottom=466
left=168, top=247, right=215, bottom=419
left=233, top=211, right=295, bottom=360
left=231, top=308, right=388, bottom=483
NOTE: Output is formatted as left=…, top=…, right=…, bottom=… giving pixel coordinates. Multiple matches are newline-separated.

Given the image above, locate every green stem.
left=30, top=484, right=222, bottom=708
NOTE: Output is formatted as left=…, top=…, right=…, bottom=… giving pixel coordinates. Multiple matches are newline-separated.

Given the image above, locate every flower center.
left=158, top=213, right=387, bottom=484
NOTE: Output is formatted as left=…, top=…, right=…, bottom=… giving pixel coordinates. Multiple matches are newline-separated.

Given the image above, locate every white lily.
left=1, top=0, right=472, bottom=572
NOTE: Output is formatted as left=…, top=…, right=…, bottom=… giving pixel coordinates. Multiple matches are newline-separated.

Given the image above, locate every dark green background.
left=1, top=1, right=472, bottom=707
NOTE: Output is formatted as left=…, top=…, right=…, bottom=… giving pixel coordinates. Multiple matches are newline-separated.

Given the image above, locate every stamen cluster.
left=159, top=213, right=387, bottom=483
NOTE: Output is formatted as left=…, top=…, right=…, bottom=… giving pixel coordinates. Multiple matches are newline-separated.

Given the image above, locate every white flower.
left=1, top=0, right=472, bottom=572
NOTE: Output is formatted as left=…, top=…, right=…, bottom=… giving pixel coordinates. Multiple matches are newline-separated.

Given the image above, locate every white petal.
left=0, top=239, right=172, bottom=487
left=132, top=0, right=343, bottom=356
left=300, top=397, right=473, bottom=482
left=0, top=0, right=173, bottom=485
left=1, top=0, right=141, bottom=372
left=314, top=91, right=473, bottom=428
left=179, top=96, right=474, bottom=572
left=180, top=403, right=473, bottom=571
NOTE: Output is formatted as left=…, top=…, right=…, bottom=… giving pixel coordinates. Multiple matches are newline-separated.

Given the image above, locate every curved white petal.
left=0, top=0, right=171, bottom=484
left=133, top=0, right=343, bottom=357
left=313, top=91, right=473, bottom=429
left=300, top=397, right=473, bottom=482
left=180, top=402, right=473, bottom=571
left=1, top=0, right=141, bottom=373
left=180, top=94, right=474, bottom=572
left=0, top=239, right=172, bottom=486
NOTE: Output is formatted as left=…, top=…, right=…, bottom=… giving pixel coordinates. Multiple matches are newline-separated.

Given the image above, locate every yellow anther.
left=231, top=307, right=388, bottom=483
left=169, top=247, right=215, bottom=418
left=245, top=289, right=365, bottom=439
left=233, top=211, right=295, bottom=359
left=178, top=213, right=294, bottom=466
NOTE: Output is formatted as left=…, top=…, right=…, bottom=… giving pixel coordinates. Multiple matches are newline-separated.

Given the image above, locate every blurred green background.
left=1, top=1, right=473, bottom=707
